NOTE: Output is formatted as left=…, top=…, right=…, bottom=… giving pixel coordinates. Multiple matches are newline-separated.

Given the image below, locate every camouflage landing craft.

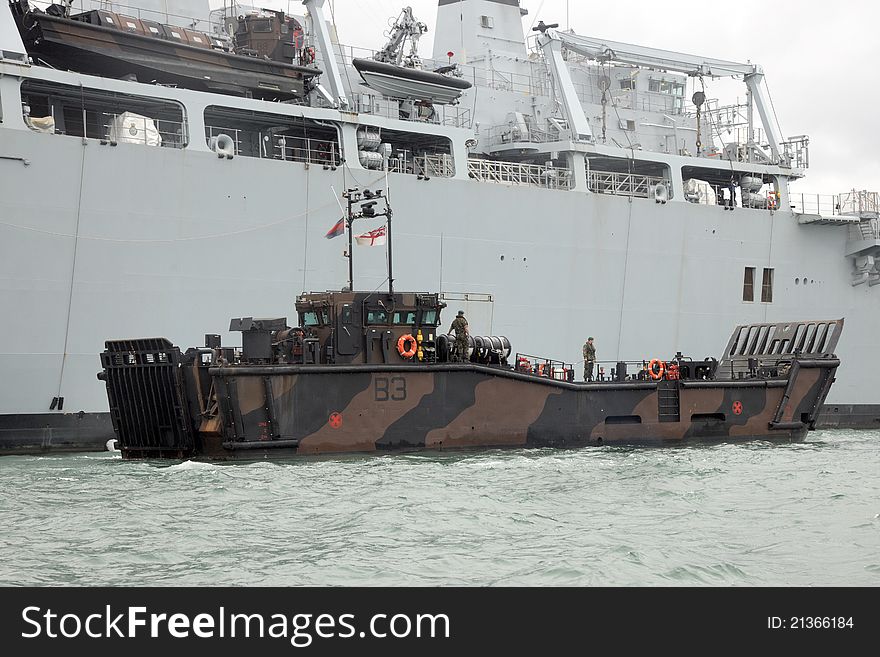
left=98, top=286, right=843, bottom=461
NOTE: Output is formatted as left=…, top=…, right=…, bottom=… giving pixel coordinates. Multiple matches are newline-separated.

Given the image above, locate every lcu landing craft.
left=97, top=190, right=843, bottom=461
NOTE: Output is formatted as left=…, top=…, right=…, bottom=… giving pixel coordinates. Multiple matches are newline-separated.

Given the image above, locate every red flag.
left=324, top=217, right=344, bottom=239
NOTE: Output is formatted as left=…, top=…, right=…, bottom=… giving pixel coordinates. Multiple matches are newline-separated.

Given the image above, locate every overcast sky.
left=260, top=0, right=878, bottom=194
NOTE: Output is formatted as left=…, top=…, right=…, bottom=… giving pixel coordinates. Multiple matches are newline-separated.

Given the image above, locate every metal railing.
left=514, top=354, right=574, bottom=381
left=587, top=169, right=667, bottom=198
left=36, top=0, right=224, bottom=33
left=838, top=190, right=879, bottom=216
left=467, top=158, right=573, bottom=190
left=484, top=122, right=558, bottom=147
left=348, top=93, right=473, bottom=129
left=791, top=191, right=879, bottom=217
left=204, top=125, right=340, bottom=165
left=790, top=194, right=839, bottom=216
left=387, top=153, right=455, bottom=178
left=782, top=135, right=810, bottom=169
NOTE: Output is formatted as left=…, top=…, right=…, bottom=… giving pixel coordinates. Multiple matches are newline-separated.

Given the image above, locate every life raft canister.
left=648, top=359, right=666, bottom=380
left=397, top=334, right=417, bottom=359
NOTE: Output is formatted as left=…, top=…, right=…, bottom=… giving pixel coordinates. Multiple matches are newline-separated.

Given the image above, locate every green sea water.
left=1, top=430, right=878, bottom=586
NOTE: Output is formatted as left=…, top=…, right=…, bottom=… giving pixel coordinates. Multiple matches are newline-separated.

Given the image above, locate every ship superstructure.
left=0, top=0, right=877, bottom=453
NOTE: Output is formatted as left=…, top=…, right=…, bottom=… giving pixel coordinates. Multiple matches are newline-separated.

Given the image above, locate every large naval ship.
left=1, top=0, right=878, bottom=454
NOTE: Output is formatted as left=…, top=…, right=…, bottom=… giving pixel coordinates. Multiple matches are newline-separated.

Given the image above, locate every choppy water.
left=1, top=430, right=878, bottom=586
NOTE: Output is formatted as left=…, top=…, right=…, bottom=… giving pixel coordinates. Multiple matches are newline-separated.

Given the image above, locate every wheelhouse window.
left=761, top=268, right=774, bottom=303
left=301, top=310, right=329, bottom=326
left=743, top=267, right=755, bottom=302
left=421, top=309, right=438, bottom=325
left=393, top=311, right=416, bottom=325
left=366, top=310, right=388, bottom=325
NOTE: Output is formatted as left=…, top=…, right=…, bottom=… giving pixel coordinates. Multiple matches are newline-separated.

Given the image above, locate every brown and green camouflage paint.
left=189, top=358, right=838, bottom=460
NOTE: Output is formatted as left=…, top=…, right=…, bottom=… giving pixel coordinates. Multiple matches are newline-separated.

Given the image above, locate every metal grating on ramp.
left=99, top=338, right=194, bottom=455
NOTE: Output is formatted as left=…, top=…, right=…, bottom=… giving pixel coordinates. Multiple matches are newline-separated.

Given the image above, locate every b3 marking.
left=375, top=376, right=407, bottom=401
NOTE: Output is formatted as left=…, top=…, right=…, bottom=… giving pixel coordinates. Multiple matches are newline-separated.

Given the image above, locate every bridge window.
left=366, top=309, right=389, bottom=325
left=761, top=268, right=774, bottom=303
left=648, top=79, right=685, bottom=96
left=204, top=106, right=341, bottom=165
left=743, top=267, right=755, bottom=302
left=393, top=311, right=416, bottom=325
left=301, top=310, right=329, bottom=326
left=20, top=80, right=187, bottom=147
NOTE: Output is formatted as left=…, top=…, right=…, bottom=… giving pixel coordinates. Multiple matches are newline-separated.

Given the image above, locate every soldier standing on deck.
left=583, top=337, right=596, bottom=381
left=449, top=311, right=469, bottom=362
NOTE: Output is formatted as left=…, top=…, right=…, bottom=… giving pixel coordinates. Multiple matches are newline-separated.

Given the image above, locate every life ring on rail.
left=397, top=334, right=417, bottom=359
left=648, top=359, right=666, bottom=380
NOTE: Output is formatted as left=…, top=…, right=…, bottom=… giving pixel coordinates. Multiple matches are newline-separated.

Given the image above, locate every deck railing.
left=587, top=169, right=667, bottom=198
left=467, top=159, right=573, bottom=190
left=204, top=125, right=340, bottom=166
left=791, top=191, right=879, bottom=217
left=348, top=93, right=473, bottom=129
left=387, top=153, right=456, bottom=178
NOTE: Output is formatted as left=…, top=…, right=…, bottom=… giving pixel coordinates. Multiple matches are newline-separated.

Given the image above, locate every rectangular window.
left=480, top=15, right=494, bottom=28
left=366, top=310, right=389, bottom=325
left=21, top=79, right=187, bottom=147
left=618, top=78, right=634, bottom=90
left=743, top=267, right=755, bottom=302
left=648, top=79, right=685, bottom=95
left=761, top=268, right=774, bottom=303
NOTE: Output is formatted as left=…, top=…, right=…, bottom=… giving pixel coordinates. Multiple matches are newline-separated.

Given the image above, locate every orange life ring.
left=648, top=359, right=666, bottom=380
left=397, top=334, right=417, bottom=359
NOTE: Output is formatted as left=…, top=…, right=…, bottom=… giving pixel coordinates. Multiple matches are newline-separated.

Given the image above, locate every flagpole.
left=346, top=192, right=354, bottom=291
left=385, top=167, right=394, bottom=297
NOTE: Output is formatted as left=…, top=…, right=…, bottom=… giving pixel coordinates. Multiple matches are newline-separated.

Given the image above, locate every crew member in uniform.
left=583, top=336, right=596, bottom=381
left=449, top=310, right=469, bottom=362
